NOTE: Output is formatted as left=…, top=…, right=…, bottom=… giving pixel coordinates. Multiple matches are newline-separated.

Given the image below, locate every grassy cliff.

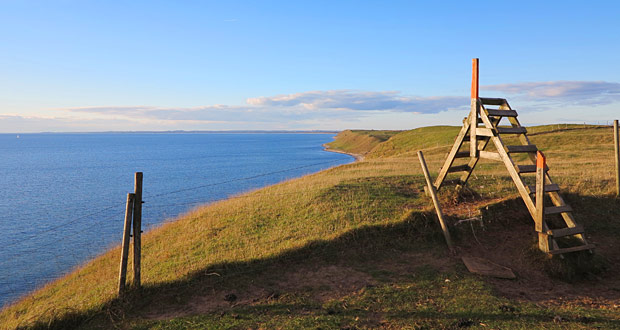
left=2, top=125, right=620, bottom=329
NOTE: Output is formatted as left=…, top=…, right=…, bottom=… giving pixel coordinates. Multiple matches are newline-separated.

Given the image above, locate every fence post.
left=614, top=119, right=619, bottom=197
left=133, top=172, right=143, bottom=288
left=417, top=151, right=454, bottom=250
left=118, top=193, right=135, bottom=294
left=470, top=58, right=479, bottom=158
left=536, top=151, right=550, bottom=252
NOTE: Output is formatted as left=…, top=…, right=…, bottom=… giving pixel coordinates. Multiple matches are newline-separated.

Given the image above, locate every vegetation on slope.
left=324, top=130, right=400, bottom=157
left=2, top=124, right=620, bottom=329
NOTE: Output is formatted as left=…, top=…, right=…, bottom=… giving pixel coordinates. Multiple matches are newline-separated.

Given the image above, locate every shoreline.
left=322, top=144, right=364, bottom=162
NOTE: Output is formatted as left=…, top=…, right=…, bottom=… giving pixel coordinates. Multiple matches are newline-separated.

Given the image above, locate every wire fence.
left=0, top=157, right=350, bottom=308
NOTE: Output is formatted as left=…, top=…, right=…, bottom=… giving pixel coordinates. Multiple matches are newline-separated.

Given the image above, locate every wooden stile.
left=133, top=172, right=143, bottom=288
left=118, top=193, right=135, bottom=294
left=433, top=58, right=593, bottom=256
left=417, top=151, right=453, bottom=250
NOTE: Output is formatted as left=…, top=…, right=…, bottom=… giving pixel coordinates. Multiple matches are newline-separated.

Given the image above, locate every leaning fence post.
left=133, top=172, right=143, bottom=288
left=417, top=151, right=454, bottom=250
left=118, top=193, right=135, bottom=294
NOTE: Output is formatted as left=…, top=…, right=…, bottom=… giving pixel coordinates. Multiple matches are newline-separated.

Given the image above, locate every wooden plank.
left=418, top=151, right=453, bottom=250
left=486, top=109, right=518, bottom=117
left=497, top=127, right=527, bottom=134
left=458, top=114, right=501, bottom=186
left=517, top=165, right=537, bottom=173
left=549, top=244, right=595, bottom=255
left=547, top=225, right=584, bottom=238
left=448, top=164, right=471, bottom=173
left=476, top=128, right=494, bottom=137
left=133, top=172, right=143, bottom=288
left=118, top=193, right=134, bottom=295
left=471, top=58, right=479, bottom=99
left=434, top=115, right=471, bottom=190
left=527, top=184, right=560, bottom=194
left=615, top=119, right=619, bottom=197
left=535, top=151, right=545, bottom=233
left=545, top=205, right=573, bottom=215
left=480, top=97, right=505, bottom=105
left=470, top=99, right=478, bottom=158
left=479, top=151, right=502, bottom=161
left=506, top=145, right=538, bottom=153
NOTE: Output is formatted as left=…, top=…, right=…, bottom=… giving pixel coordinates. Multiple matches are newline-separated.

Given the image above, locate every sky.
left=1, top=0, right=619, bottom=133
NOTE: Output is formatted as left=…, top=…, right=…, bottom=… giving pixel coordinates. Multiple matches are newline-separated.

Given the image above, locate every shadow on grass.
left=26, top=193, right=620, bottom=329
left=27, top=209, right=446, bottom=329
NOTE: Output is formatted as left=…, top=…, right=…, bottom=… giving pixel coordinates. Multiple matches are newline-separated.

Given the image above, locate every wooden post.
left=470, top=58, right=479, bottom=158
left=417, top=151, right=454, bottom=250
left=133, top=172, right=143, bottom=288
left=535, top=151, right=550, bottom=252
left=118, top=193, right=135, bottom=294
left=614, top=120, right=619, bottom=197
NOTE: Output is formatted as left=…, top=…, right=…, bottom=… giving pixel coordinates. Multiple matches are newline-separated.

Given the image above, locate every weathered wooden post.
left=133, top=172, right=143, bottom=288
left=614, top=120, right=619, bottom=197
left=535, top=151, right=551, bottom=253
left=417, top=151, right=454, bottom=250
left=118, top=193, right=135, bottom=294
left=470, top=58, right=479, bottom=158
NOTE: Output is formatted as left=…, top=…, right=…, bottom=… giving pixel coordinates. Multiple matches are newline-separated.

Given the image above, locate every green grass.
left=2, top=124, right=620, bottom=329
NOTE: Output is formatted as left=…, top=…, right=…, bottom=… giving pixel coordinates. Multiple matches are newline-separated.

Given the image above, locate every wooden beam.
left=479, top=151, right=502, bottom=161
left=418, top=151, right=454, bottom=250
left=434, top=114, right=472, bottom=190
left=614, top=119, right=619, bottom=197
left=535, top=151, right=545, bottom=233
left=118, top=193, right=134, bottom=295
left=471, top=58, right=479, bottom=99
left=133, top=172, right=143, bottom=288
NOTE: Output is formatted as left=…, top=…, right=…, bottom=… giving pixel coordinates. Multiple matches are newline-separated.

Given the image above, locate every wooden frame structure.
left=434, top=59, right=594, bottom=255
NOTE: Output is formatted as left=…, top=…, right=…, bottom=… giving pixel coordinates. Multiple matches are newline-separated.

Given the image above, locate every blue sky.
left=1, top=1, right=619, bottom=132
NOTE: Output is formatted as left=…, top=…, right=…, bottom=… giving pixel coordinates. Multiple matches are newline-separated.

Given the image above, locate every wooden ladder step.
left=479, top=151, right=502, bottom=161
left=544, top=205, right=573, bottom=215
left=455, top=151, right=470, bottom=158
left=486, top=109, right=518, bottom=117
left=480, top=97, right=505, bottom=105
left=516, top=165, right=536, bottom=173
left=447, top=164, right=472, bottom=173
left=549, top=244, right=595, bottom=255
left=547, top=225, right=584, bottom=238
left=506, top=145, right=538, bottom=153
left=497, top=127, right=527, bottom=134
left=527, top=183, right=560, bottom=194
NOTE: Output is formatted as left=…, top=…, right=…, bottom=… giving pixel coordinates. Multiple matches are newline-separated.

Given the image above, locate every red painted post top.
left=537, top=151, right=546, bottom=168
left=471, top=58, right=479, bottom=99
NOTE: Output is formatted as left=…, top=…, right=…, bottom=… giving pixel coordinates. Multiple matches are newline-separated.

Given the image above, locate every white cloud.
left=247, top=90, right=468, bottom=113
left=482, top=81, right=620, bottom=106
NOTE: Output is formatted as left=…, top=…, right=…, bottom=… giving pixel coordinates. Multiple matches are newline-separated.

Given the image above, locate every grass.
left=1, top=123, right=620, bottom=329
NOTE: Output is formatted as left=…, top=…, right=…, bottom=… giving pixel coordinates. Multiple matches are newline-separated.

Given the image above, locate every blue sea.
left=0, top=133, right=353, bottom=306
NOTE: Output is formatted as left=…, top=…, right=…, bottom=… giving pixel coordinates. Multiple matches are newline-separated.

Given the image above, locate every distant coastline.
left=322, top=143, right=363, bottom=161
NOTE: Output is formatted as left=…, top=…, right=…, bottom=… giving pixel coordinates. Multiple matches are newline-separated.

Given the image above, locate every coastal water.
left=0, top=133, right=353, bottom=306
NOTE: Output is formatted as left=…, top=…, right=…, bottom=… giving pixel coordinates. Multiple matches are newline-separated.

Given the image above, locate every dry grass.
left=1, top=124, right=618, bottom=329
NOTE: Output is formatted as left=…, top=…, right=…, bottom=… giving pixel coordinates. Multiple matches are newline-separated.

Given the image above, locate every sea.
left=0, top=132, right=353, bottom=307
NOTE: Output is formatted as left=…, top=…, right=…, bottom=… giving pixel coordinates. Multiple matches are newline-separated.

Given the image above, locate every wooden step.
left=549, top=244, right=595, bottom=255
left=497, top=127, right=527, bottom=134
left=544, top=205, right=573, bottom=215
left=547, top=225, right=584, bottom=238
left=486, top=109, right=518, bottom=117
left=455, top=151, right=470, bottom=158
left=526, top=184, right=560, bottom=194
left=480, top=97, right=505, bottom=105
left=447, top=164, right=472, bottom=173
left=506, top=145, right=537, bottom=153
left=516, top=165, right=536, bottom=173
